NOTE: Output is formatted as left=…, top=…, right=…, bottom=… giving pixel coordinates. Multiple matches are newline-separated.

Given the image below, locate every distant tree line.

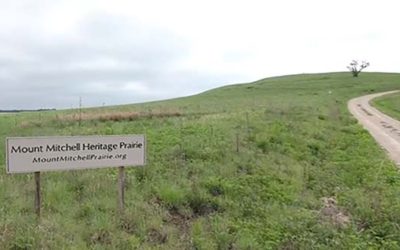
left=0, top=108, right=56, bottom=113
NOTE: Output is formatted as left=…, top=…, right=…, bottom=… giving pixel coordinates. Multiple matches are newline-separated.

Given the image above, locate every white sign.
left=6, top=135, right=146, bottom=173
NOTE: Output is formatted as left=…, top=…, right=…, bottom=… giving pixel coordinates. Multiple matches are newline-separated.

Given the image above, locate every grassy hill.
left=1, top=72, right=400, bottom=249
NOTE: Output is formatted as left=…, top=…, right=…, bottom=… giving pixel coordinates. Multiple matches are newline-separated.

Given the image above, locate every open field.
left=1, top=72, right=400, bottom=249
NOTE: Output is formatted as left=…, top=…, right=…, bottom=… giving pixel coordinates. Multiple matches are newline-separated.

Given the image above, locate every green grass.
left=372, top=91, right=400, bottom=120
left=1, top=72, right=400, bottom=249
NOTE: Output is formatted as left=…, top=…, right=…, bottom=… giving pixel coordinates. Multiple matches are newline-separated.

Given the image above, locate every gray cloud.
left=1, top=0, right=400, bottom=110
left=1, top=12, right=221, bottom=109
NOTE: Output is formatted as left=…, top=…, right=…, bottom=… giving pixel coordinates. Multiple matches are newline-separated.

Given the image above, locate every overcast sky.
left=1, top=0, right=399, bottom=109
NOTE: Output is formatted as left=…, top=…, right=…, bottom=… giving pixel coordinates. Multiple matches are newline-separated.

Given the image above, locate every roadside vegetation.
left=1, top=72, right=400, bottom=249
left=372, top=91, right=400, bottom=120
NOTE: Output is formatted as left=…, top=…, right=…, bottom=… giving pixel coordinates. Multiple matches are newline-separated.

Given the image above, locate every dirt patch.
left=119, top=217, right=137, bottom=235
left=166, top=207, right=191, bottom=230
left=320, top=197, right=350, bottom=228
left=147, top=228, right=168, bottom=245
left=89, top=229, right=112, bottom=246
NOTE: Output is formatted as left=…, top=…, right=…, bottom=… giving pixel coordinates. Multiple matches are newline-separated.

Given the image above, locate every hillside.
left=1, top=72, right=400, bottom=249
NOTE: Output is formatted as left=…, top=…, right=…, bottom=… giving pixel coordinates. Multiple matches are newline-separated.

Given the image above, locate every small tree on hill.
left=347, top=60, right=370, bottom=77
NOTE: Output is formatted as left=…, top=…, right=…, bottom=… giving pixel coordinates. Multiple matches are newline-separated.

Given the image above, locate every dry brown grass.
left=56, top=110, right=182, bottom=123
left=16, top=109, right=183, bottom=129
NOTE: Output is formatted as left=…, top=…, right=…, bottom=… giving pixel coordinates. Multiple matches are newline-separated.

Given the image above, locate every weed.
left=146, top=228, right=167, bottom=245
left=89, top=229, right=112, bottom=246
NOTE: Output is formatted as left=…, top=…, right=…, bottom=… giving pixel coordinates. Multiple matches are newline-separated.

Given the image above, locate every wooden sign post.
left=236, top=133, right=240, bottom=153
left=118, top=166, right=125, bottom=213
left=34, top=171, right=41, bottom=218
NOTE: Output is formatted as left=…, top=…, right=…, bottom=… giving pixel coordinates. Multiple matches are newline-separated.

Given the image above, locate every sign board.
left=6, top=135, right=145, bottom=173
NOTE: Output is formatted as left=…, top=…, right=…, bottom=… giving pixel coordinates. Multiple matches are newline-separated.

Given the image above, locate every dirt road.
left=348, top=90, right=400, bottom=166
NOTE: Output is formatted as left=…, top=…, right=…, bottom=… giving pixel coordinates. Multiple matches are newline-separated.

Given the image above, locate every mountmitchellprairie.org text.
left=31, top=153, right=127, bottom=163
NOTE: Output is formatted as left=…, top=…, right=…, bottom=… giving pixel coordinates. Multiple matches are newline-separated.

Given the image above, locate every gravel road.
left=348, top=90, right=400, bottom=166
